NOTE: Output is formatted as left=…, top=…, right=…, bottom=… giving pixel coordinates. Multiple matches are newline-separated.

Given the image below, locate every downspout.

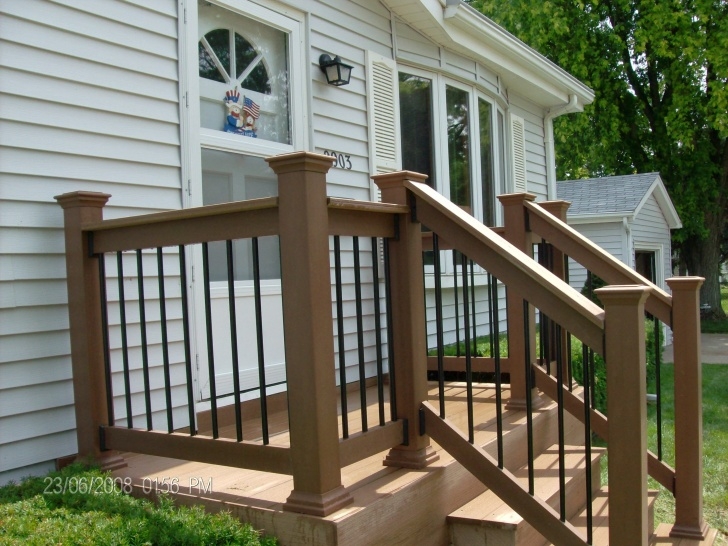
left=545, top=94, right=580, bottom=199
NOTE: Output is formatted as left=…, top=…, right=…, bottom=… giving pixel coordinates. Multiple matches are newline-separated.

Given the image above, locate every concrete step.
left=448, top=444, right=603, bottom=546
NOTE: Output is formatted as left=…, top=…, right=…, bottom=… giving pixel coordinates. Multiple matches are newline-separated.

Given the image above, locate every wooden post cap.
left=55, top=191, right=111, bottom=209
left=265, top=151, right=335, bottom=174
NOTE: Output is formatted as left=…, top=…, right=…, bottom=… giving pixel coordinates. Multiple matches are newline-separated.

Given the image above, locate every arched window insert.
left=197, top=1, right=291, bottom=146
left=199, top=29, right=272, bottom=94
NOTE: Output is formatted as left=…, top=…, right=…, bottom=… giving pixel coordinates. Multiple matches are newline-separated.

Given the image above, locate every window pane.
left=399, top=73, right=435, bottom=187
left=479, top=98, right=495, bottom=226
left=234, top=34, right=258, bottom=79
left=199, top=43, right=226, bottom=83
left=201, top=149, right=280, bottom=281
left=202, top=29, right=231, bottom=79
left=198, top=4, right=290, bottom=144
left=446, top=86, right=471, bottom=210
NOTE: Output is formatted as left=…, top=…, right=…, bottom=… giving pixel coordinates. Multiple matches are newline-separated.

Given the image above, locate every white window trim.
left=181, top=0, right=308, bottom=209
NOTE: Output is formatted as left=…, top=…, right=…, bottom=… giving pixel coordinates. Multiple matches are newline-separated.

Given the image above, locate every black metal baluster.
left=470, top=260, right=477, bottom=355
left=654, top=316, right=663, bottom=459
left=491, top=275, right=504, bottom=468
left=178, top=245, right=196, bottom=435
left=555, top=323, right=567, bottom=521
left=487, top=273, right=495, bottom=358
left=136, top=249, right=153, bottom=431
left=98, top=253, right=114, bottom=426
left=384, top=238, right=397, bottom=421
left=371, top=238, right=385, bottom=426
left=564, top=254, right=573, bottom=391
left=117, top=252, right=133, bottom=428
left=252, top=238, right=270, bottom=444
left=582, top=342, right=594, bottom=544
left=333, top=236, right=349, bottom=438
left=157, top=247, right=173, bottom=433
left=226, top=240, right=243, bottom=442
left=433, top=234, right=446, bottom=417
left=461, top=252, right=474, bottom=443
left=452, top=250, right=461, bottom=356
left=353, top=237, right=368, bottom=432
left=201, top=242, right=218, bottom=438
left=524, top=300, right=535, bottom=495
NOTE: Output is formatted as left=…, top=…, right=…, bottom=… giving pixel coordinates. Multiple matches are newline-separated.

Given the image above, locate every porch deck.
left=112, top=382, right=533, bottom=546
left=111, top=382, right=716, bottom=546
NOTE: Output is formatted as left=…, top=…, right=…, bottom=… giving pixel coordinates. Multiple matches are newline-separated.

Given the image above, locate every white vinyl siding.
left=0, top=0, right=183, bottom=483
left=310, top=0, right=393, bottom=201
left=566, top=222, right=626, bottom=293
left=632, top=194, right=673, bottom=291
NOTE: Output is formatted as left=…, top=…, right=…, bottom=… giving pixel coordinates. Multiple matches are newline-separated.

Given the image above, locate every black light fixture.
left=319, top=54, right=353, bottom=86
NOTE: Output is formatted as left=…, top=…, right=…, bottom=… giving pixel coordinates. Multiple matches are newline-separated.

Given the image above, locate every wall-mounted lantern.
left=319, top=54, right=353, bottom=86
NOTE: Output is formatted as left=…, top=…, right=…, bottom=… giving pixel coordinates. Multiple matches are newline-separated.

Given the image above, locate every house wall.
left=631, top=193, right=672, bottom=291
left=0, top=0, right=559, bottom=483
left=566, top=221, right=626, bottom=293
left=0, top=0, right=184, bottom=483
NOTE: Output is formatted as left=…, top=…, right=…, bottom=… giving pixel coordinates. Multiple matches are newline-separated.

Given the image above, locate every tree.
left=471, top=0, right=728, bottom=317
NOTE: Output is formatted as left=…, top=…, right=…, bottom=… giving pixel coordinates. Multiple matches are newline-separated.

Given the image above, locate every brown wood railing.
left=57, top=152, right=410, bottom=517
left=57, top=155, right=706, bottom=542
left=514, top=194, right=708, bottom=540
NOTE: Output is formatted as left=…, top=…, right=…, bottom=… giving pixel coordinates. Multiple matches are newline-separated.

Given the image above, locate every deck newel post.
left=266, top=152, right=353, bottom=517
left=372, top=171, right=439, bottom=469
left=498, top=193, right=540, bottom=409
left=55, top=191, right=126, bottom=471
left=666, top=277, right=709, bottom=539
left=539, top=201, right=571, bottom=384
left=595, top=285, right=650, bottom=546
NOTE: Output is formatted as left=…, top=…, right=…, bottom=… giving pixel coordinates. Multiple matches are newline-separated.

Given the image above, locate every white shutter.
left=510, top=114, right=527, bottom=193
left=366, top=51, right=401, bottom=201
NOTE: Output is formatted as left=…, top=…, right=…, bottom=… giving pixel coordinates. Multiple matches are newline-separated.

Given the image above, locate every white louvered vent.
left=366, top=51, right=401, bottom=185
left=511, top=114, right=527, bottom=193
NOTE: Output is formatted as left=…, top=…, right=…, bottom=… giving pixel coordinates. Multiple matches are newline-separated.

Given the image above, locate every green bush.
left=569, top=318, right=659, bottom=414
left=0, top=464, right=277, bottom=546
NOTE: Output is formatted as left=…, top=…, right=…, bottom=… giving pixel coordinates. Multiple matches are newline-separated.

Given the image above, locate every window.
left=398, top=73, right=435, bottom=187
left=194, top=1, right=304, bottom=280
left=398, top=69, right=505, bottom=227
left=198, top=2, right=290, bottom=144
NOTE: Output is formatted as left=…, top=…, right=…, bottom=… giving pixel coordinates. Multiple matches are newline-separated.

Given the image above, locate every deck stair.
left=448, top=444, right=603, bottom=546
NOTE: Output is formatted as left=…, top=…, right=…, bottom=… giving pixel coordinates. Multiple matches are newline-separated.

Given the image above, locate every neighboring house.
left=556, top=173, right=682, bottom=297
left=0, top=0, right=593, bottom=484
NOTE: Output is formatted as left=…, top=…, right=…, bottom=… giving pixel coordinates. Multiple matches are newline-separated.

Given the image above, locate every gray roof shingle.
left=556, top=173, right=659, bottom=216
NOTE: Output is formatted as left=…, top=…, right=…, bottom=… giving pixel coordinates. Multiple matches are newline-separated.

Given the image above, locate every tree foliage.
left=471, top=0, right=728, bottom=315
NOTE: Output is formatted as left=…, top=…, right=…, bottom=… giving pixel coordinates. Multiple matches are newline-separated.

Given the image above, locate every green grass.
left=643, top=364, right=728, bottom=543
left=0, top=463, right=277, bottom=546
left=701, top=285, right=728, bottom=333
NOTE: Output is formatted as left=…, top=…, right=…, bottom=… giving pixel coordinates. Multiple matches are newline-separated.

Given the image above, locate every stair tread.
left=447, top=443, right=604, bottom=528
left=652, top=523, right=719, bottom=546
left=543, top=487, right=659, bottom=545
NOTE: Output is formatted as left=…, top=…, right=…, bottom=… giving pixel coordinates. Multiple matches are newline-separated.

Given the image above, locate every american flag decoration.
left=243, top=96, right=260, bottom=119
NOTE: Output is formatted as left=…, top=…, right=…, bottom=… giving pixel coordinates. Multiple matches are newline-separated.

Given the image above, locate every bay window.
left=399, top=69, right=505, bottom=227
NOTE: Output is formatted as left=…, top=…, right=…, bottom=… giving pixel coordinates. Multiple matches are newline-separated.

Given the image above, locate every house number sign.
left=322, top=150, right=352, bottom=170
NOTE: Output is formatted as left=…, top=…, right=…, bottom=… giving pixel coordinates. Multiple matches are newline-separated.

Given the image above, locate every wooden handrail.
left=524, top=200, right=673, bottom=325
left=405, top=180, right=605, bottom=353
left=87, top=197, right=280, bottom=254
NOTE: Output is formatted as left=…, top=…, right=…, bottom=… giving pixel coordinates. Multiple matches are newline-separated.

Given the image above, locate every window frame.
left=182, top=0, right=308, bottom=211
left=398, top=66, right=506, bottom=228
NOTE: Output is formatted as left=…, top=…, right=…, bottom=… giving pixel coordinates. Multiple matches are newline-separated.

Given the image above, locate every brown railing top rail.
left=524, top=200, right=673, bottom=326
left=80, top=194, right=407, bottom=255
left=405, top=180, right=605, bottom=353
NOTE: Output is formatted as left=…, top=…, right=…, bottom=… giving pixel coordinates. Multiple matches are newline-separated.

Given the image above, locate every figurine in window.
left=224, top=89, right=244, bottom=133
